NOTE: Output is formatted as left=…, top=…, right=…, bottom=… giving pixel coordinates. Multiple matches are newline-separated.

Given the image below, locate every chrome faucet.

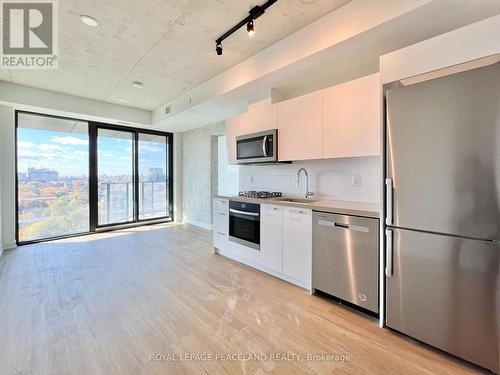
left=296, top=168, right=314, bottom=199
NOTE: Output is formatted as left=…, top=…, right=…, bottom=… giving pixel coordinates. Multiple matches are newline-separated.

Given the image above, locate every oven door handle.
left=229, top=208, right=259, bottom=217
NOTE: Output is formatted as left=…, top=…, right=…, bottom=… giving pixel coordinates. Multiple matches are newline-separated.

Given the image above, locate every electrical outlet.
left=250, top=176, right=254, bottom=185
left=352, top=175, right=361, bottom=187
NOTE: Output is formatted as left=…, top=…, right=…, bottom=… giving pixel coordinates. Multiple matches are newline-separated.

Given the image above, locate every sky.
left=18, top=128, right=167, bottom=177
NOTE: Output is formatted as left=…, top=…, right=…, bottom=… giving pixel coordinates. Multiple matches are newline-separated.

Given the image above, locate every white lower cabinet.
left=282, top=207, right=312, bottom=285
left=261, top=204, right=283, bottom=273
left=212, top=199, right=312, bottom=290
left=212, top=198, right=229, bottom=251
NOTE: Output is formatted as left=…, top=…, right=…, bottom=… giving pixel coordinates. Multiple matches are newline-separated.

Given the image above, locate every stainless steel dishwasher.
left=312, top=211, right=379, bottom=314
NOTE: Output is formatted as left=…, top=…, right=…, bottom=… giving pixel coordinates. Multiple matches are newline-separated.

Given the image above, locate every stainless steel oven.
left=229, top=201, right=260, bottom=249
left=236, top=129, right=277, bottom=164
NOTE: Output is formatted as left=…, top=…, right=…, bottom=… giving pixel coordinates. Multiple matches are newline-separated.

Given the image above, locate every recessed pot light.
left=132, top=81, right=144, bottom=89
left=80, top=15, right=98, bottom=27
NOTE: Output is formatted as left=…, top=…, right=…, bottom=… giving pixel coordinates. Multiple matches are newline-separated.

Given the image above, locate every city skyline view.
left=18, top=128, right=168, bottom=178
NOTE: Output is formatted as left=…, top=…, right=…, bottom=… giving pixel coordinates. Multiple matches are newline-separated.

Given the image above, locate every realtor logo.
left=1, top=0, right=58, bottom=69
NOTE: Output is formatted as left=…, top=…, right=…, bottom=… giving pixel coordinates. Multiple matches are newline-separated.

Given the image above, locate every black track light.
left=214, top=0, right=276, bottom=56
left=216, top=43, right=223, bottom=56
left=247, top=20, right=255, bottom=36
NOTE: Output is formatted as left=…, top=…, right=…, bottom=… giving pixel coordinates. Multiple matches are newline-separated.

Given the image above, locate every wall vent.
left=165, top=105, right=171, bottom=115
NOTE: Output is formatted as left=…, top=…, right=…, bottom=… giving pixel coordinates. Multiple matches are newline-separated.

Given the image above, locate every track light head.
left=216, top=43, right=223, bottom=56
left=214, top=0, right=276, bottom=56
left=247, top=20, right=255, bottom=36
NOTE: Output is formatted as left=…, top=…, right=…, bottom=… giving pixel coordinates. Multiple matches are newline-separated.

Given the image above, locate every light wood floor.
left=0, top=223, right=486, bottom=375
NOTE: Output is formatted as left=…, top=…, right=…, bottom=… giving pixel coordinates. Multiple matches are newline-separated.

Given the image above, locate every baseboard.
left=185, top=220, right=212, bottom=231
left=2, top=241, right=17, bottom=251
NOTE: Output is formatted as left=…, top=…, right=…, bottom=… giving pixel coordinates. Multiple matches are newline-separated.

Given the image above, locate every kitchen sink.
left=274, top=197, right=318, bottom=204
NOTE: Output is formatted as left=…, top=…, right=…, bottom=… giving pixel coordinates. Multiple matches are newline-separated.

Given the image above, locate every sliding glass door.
left=16, top=111, right=173, bottom=245
left=90, top=124, right=172, bottom=230
left=138, top=134, right=169, bottom=220
left=97, top=128, right=135, bottom=226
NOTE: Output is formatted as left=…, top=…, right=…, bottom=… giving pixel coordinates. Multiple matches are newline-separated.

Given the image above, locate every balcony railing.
left=98, top=181, right=169, bottom=224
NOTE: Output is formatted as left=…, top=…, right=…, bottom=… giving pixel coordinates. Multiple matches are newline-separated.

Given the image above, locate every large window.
left=16, top=112, right=173, bottom=244
left=17, top=113, right=90, bottom=242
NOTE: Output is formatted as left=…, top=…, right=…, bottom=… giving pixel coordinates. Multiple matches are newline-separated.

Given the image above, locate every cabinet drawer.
left=229, top=240, right=260, bottom=264
left=213, top=198, right=229, bottom=213
left=262, top=204, right=283, bottom=214
left=286, top=207, right=312, bottom=217
left=213, top=211, right=229, bottom=235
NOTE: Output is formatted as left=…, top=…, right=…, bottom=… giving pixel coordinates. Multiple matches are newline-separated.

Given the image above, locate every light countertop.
left=214, top=195, right=380, bottom=219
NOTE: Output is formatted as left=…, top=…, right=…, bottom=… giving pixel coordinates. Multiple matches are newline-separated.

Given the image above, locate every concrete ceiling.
left=0, top=0, right=351, bottom=110
left=151, top=0, right=500, bottom=132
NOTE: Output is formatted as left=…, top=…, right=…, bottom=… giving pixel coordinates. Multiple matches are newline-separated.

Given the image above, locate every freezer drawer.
left=313, top=212, right=379, bottom=313
left=386, top=228, right=500, bottom=373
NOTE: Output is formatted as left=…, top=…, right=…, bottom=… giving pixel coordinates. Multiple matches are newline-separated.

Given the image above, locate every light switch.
left=352, top=175, right=361, bottom=187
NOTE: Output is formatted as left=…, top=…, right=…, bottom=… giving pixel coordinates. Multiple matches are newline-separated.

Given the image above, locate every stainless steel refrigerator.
left=385, top=62, right=500, bottom=373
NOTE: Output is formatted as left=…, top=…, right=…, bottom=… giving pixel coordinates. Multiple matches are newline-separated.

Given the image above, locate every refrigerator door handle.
left=385, top=228, right=393, bottom=277
left=385, top=178, right=393, bottom=225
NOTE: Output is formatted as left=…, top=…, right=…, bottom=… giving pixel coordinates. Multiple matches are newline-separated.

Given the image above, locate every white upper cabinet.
left=239, top=100, right=277, bottom=134
left=226, top=99, right=277, bottom=164
left=226, top=73, right=381, bottom=163
left=323, top=73, right=381, bottom=158
left=277, top=91, right=323, bottom=161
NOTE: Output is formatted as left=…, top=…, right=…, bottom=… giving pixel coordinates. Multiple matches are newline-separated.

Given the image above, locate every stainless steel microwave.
left=236, top=129, right=277, bottom=164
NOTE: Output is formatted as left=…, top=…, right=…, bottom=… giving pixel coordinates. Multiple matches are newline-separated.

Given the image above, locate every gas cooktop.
left=238, top=191, right=283, bottom=199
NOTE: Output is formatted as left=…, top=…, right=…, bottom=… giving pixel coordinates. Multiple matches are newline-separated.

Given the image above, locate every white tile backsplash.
left=240, top=156, right=381, bottom=203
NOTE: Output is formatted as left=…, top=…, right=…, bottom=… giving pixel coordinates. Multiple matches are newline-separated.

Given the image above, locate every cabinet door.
left=261, top=204, right=283, bottom=273
left=226, top=103, right=277, bottom=165
left=323, top=73, right=381, bottom=158
left=278, top=91, right=323, bottom=161
left=226, top=117, right=239, bottom=165
left=240, top=100, right=278, bottom=134
left=283, top=207, right=312, bottom=284
left=213, top=211, right=228, bottom=235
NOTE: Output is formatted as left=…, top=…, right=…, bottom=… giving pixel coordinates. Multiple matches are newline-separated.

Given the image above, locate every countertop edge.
left=213, top=195, right=380, bottom=219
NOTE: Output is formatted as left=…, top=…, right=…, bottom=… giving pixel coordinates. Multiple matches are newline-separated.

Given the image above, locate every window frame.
left=15, top=110, right=174, bottom=246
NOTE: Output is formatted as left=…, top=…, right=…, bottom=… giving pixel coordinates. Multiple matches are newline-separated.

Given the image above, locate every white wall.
left=181, top=121, right=226, bottom=229
left=0, top=105, right=16, bottom=250
left=240, top=156, right=380, bottom=203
